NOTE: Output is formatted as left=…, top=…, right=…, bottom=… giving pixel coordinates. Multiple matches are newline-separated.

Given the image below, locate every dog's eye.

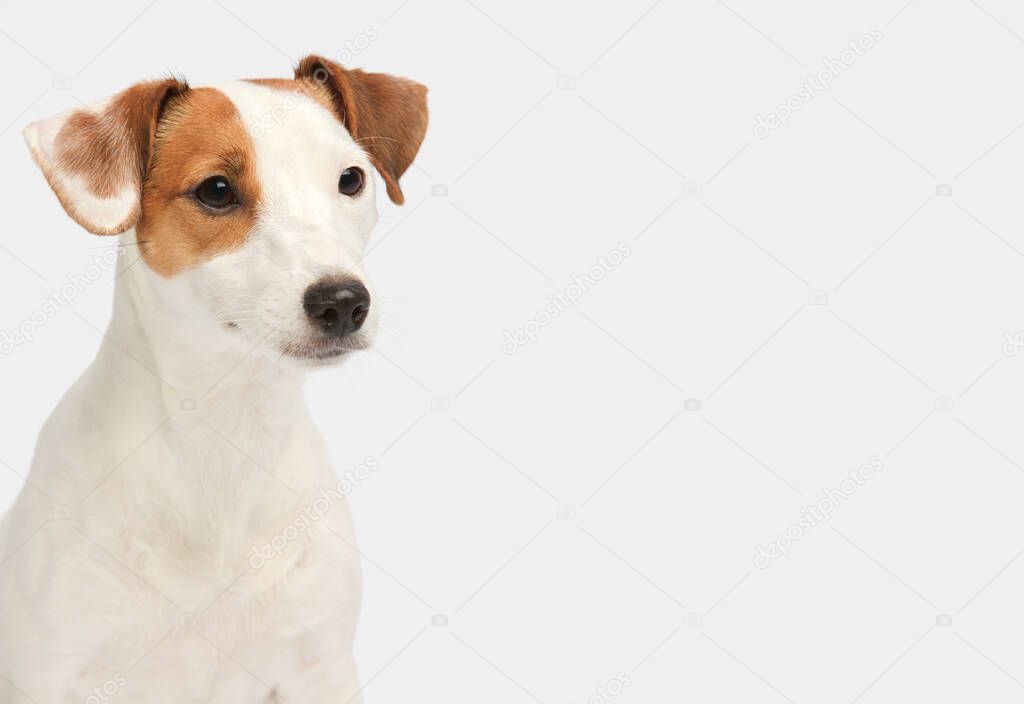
left=338, top=167, right=364, bottom=197
left=194, top=176, right=237, bottom=210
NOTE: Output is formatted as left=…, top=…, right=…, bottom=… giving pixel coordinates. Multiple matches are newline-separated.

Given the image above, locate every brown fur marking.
left=137, top=88, right=261, bottom=277
left=30, top=79, right=186, bottom=235
left=294, top=56, right=428, bottom=205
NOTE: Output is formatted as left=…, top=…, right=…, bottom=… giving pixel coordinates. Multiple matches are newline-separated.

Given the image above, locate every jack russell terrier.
left=0, top=55, right=427, bottom=703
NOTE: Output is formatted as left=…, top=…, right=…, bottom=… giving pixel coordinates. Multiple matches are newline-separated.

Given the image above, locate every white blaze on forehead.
left=213, top=81, right=370, bottom=204
left=205, top=80, right=379, bottom=279
left=214, top=80, right=342, bottom=138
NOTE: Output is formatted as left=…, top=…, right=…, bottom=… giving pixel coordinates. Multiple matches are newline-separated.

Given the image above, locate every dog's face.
left=23, top=56, right=427, bottom=366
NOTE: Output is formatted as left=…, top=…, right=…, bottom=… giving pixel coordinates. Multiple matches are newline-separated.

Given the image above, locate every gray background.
left=2, top=0, right=1024, bottom=701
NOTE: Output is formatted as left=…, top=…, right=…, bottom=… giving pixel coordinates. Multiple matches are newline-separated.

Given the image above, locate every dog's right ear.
left=23, top=78, right=188, bottom=236
left=295, top=55, right=427, bottom=206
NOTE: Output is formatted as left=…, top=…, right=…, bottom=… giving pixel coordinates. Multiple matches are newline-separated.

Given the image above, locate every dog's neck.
left=93, top=233, right=313, bottom=482
left=70, top=235, right=323, bottom=561
left=104, top=233, right=306, bottom=415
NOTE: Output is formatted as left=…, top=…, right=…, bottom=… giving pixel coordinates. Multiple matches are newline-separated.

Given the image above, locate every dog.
left=0, top=55, right=427, bottom=703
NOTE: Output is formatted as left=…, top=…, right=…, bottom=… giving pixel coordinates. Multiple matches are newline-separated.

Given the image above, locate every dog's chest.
left=35, top=397, right=359, bottom=690
left=27, top=499, right=360, bottom=700
left=82, top=402, right=353, bottom=601
left=1, top=355, right=363, bottom=699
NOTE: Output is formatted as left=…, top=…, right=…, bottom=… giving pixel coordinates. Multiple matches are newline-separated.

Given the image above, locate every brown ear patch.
left=294, top=55, right=428, bottom=205
left=136, top=88, right=261, bottom=277
left=24, top=78, right=187, bottom=235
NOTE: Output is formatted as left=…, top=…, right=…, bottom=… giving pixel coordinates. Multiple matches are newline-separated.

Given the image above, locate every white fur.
left=0, top=82, right=384, bottom=703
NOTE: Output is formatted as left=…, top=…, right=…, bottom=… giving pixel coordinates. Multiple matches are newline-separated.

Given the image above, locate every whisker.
left=354, top=135, right=401, bottom=146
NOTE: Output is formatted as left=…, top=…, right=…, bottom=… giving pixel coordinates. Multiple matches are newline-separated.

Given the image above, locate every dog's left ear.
left=296, top=55, right=428, bottom=205
left=23, top=78, right=188, bottom=235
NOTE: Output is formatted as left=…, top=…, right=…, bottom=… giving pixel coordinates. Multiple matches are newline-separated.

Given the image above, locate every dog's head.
left=23, top=55, right=427, bottom=366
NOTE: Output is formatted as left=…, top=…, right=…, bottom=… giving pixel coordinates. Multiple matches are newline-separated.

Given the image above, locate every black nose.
left=303, top=281, right=370, bottom=336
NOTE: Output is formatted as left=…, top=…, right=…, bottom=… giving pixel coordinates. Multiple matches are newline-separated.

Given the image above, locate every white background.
left=3, top=0, right=1024, bottom=701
